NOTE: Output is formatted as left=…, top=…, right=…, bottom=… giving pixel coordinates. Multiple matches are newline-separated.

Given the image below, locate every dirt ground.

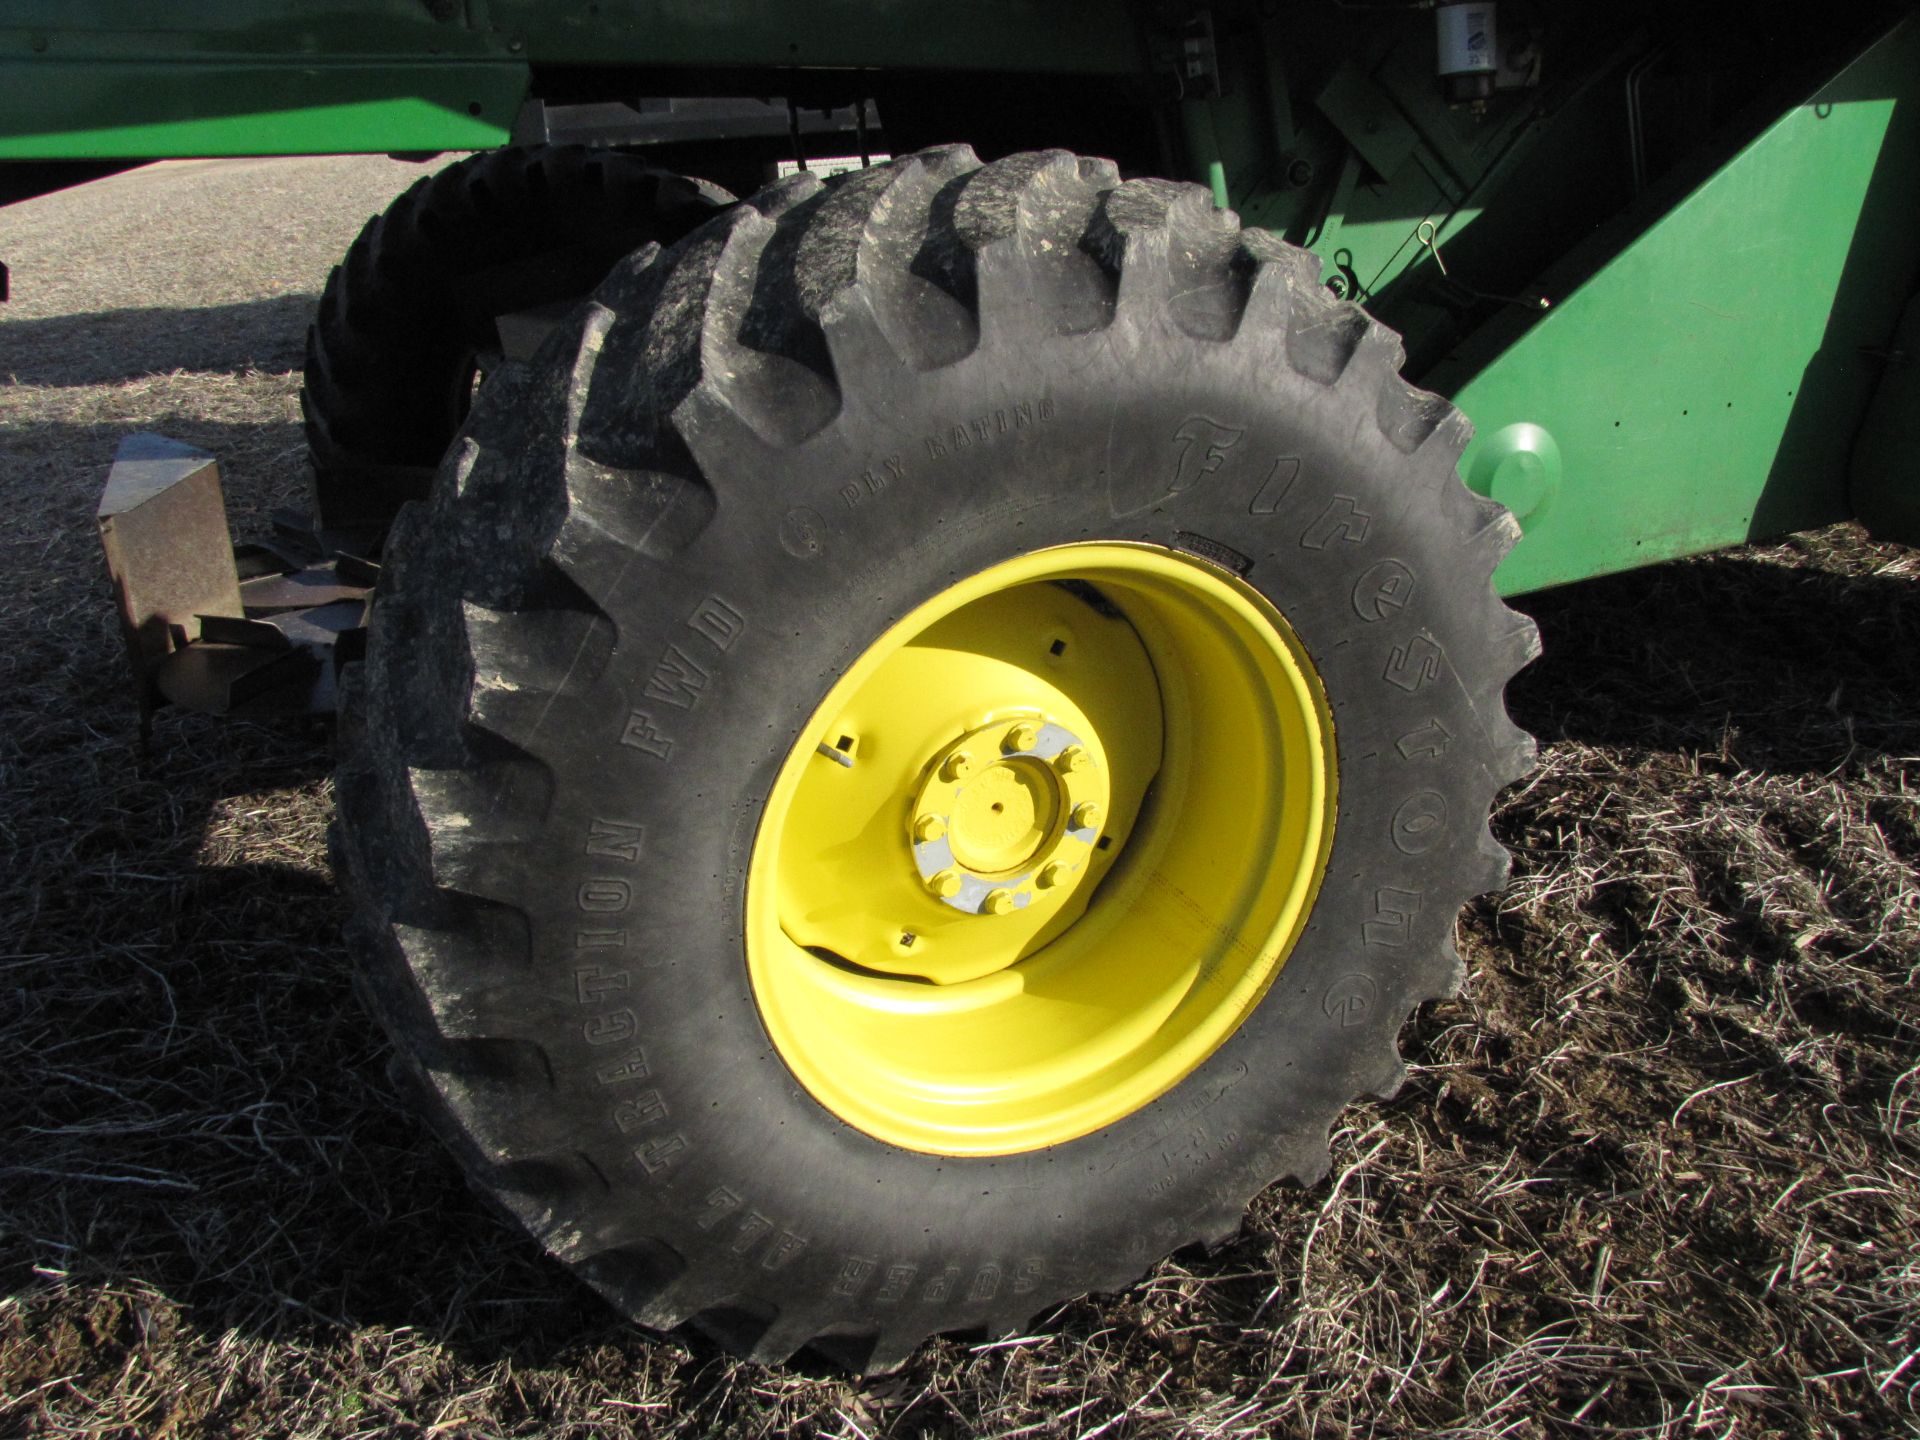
left=2, top=159, right=1917, bottom=1439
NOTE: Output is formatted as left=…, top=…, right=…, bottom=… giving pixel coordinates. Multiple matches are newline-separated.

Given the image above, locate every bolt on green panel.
left=1443, top=14, right=1920, bottom=596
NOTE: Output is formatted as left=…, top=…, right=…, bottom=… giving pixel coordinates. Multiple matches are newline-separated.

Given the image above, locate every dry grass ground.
left=3, top=159, right=1917, bottom=1439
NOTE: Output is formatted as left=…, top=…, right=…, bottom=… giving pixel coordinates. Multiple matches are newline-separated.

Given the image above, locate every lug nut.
left=1071, top=801, right=1102, bottom=831
left=982, top=889, right=1017, bottom=915
left=1003, top=722, right=1041, bottom=754
left=926, top=870, right=962, bottom=898
left=940, top=750, right=976, bottom=781
left=913, top=814, right=947, bottom=843
left=1037, top=862, right=1070, bottom=890
left=1055, top=745, right=1090, bottom=773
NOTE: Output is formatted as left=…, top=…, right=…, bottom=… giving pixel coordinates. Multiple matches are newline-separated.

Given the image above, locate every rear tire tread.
left=302, top=146, right=733, bottom=528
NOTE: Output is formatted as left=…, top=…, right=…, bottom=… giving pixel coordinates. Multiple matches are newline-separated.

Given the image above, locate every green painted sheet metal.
left=0, top=62, right=520, bottom=158
left=0, top=1, right=1144, bottom=161
left=1447, top=14, right=1920, bottom=596
left=492, top=0, right=1143, bottom=73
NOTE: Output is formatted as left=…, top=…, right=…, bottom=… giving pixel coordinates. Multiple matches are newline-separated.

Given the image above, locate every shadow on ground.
left=1508, top=536, right=1920, bottom=773
left=0, top=296, right=316, bottom=385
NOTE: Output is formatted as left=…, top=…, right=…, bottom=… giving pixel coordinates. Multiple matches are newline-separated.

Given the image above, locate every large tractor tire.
left=332, top=146, right=1538, bottom=1371
left=301, top=145, right=732, bottom=532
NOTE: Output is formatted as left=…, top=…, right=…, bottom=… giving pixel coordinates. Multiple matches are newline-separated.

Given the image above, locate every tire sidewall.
left=478, top=308, right=1490, bottom=1328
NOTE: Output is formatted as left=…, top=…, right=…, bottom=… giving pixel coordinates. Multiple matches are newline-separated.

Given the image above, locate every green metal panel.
left=0, top=2, right=522, bottom=157
left=0, top=1, right=1144, bottom=161
left=492, top=0, right=1143, bottom=73
left=0, top=62, right=520, bottom=158
left=0, top=1, right=496, bottom=56
left=1443, top=14, right=1920, bottom=596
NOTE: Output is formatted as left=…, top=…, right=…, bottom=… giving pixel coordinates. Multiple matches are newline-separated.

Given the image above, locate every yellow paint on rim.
left=745, top=543, right=1337, bottom=1155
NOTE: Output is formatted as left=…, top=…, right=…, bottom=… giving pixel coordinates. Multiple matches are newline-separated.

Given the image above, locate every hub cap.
left=910, top=717, right=1105, bottom=925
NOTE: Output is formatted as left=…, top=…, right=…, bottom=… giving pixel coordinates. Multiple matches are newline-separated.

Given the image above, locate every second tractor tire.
left=333, top=146, right=1538, bottom=1371
left=301, top=145, right=731, bottom=531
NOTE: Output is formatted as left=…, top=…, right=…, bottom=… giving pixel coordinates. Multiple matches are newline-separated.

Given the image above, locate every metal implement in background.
left=512, top=96, right=873, bottom=151
left=96, top=435, right=244, bottom=733
left=12, top=4, right=1920, bottom=608
left=33, top=3, right=1920, bottom=657
left=96, top=434, right=375, bottom=732
left=0, top=0, right=1133, bottom=161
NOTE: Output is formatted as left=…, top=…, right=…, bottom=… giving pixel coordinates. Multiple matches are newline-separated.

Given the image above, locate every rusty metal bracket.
left=96, top=433, right=377, bottom=732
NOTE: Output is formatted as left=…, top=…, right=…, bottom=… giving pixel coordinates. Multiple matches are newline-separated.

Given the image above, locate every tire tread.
left=336, top=146, right=1539, bottom=1372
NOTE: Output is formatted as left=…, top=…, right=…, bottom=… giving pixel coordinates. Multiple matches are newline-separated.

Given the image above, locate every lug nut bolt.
left=1071, top=801, right=1102, bottom=831
left=1037, top=862, right=1070, bottom=890
left=940, top=751, right=976, bottom=781
left=927, top=870, right=963, bottom=898
left=1055, top=745, right=1090, bottom=773
left=982, top=889, right=1016, bottom=915
left=1004, top=722, right=1041, bottom=753
left=913, top=814, right=947, bottom=843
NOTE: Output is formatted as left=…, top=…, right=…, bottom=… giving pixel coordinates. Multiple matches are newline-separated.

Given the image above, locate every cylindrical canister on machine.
left=1437, top=2, right=1498, bottom=103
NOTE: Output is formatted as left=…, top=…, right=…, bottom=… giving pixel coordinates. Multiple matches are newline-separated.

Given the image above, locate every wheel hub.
left=746, top=544, right=1338, bottom=1155
left=912, top=719, right=1106, bottom=920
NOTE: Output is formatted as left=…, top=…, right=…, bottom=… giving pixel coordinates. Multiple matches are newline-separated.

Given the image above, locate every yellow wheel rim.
left=745, top=543, right=1338, bottom=1155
